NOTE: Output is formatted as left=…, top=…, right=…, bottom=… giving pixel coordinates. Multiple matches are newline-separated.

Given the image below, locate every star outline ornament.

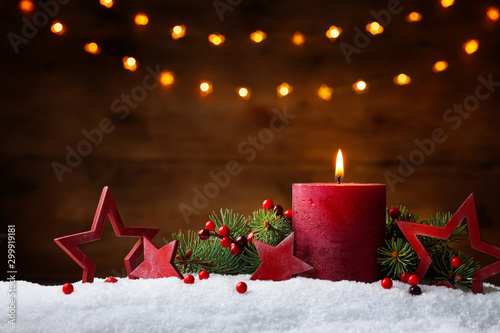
left=54, top=187, right=160, bottom=283
left=397, top=193, right=500, bottom=293
left=128, top=237, right=183, bottom=280
left=250, top=232, right=313, bottom=281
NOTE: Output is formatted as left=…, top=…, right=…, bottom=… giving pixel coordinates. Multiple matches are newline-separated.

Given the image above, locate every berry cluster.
left=381, top=271, right=422, bottom=295
left=262, top=198, right=292, bottom=221
left=198, top=220, right=249, bottom=255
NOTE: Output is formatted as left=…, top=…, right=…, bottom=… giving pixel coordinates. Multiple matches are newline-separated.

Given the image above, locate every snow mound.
left=1, top=276, right=500, bottom=333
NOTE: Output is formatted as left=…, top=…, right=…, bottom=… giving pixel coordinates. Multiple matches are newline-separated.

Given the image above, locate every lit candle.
left=292, top=150, right=386, bottom=282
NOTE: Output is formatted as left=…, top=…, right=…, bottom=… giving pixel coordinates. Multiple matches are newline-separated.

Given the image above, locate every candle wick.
left=337, top=176, right=341, bottom=184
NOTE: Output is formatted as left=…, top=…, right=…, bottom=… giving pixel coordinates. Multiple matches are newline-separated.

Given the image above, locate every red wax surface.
left=292, top=183, right=386, bottom=282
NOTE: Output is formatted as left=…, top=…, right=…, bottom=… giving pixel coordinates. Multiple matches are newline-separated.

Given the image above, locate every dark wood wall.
left=1, top=0, right=500, bottom=284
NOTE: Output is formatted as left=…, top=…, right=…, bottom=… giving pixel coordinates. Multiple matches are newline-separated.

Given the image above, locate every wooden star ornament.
left=54, top=187, right=160, bottom=283
left=128, top=237, right=183, bottom=279
left=397, top=193, right=500, bottom=293
left=250, top=232, right=313, bottom=281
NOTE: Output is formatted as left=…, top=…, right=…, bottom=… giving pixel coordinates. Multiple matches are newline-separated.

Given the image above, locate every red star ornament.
left=128, top=237, right=183, bottom=279
left=54, top=187, right=160, bottom=283
left=397, top=193, right=500, bottom=293
left=250, top=232, right=313, bottom=281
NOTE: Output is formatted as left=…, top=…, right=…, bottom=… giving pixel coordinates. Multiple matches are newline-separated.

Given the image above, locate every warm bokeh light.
left=486, top=6, right=499, bottom=21
left=366, top=21, right=384, bottom=35
left=200, top=80, right=213, bottom=95
left=463, top=39, right=479, bottom=54
left=122, top=57, right=137, bottom=71
left=19, top=0, right=34, bottom=13
left=352, top=80, right=368, bottom=94
left=394, top=73, right=411, bottom=85
left=160, top=71, right=175, bottom=86
left=250, top=30, right=267, bottom=43
left=326, top=26, right=342, bottom=39
left=317, top=84, right=333, bottom=101
left=277, top=83, right=292, bottom=97
left=440, top=0, right=454, bottom=8
left=335, top=149, right=343, bottom=183
left=432, top=60, right=448, bottom=72
left=208, top=34, right=225, bottom=46
left=134, top=13, right=149, bottom=26
left=292, top=31, right=306, bottom=46
left=237, top=87, right=251, bottom=100
left=406, top=12, right=422, bottom=22
left=171, top=25, right=186, bottom=39
left=50, top=21, right=64, bottom=35
left=99, top=0, right=113, bottom=9
left=84, top=42, right=100, bottom=55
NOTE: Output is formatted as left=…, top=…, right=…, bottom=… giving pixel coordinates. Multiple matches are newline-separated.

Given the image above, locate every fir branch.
left=430, top=249, right=481, bottom=289
left=249, top=209, right=292, bottom=246
left=378, top=238, right=418, bottom=278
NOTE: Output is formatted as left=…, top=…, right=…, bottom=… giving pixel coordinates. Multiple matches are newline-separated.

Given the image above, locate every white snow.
left=1, top=276, right=500, bottom=333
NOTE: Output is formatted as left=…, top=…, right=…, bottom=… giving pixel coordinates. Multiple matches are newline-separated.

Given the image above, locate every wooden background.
left=1, top=0, right=500, bottom=285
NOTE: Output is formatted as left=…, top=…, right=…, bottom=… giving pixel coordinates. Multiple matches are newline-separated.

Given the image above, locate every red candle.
left=292, top=150, right=386, bottom=282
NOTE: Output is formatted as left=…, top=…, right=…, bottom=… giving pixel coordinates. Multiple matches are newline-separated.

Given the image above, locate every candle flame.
left=335, top=149, right=343, bottom=183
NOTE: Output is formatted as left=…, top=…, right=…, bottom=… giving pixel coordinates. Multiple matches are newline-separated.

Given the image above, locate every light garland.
left=24, top=1, right=496, bottom=100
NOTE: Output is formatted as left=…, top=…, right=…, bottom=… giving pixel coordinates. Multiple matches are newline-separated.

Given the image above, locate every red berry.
left=409, top=285, right=422, bottom=295
left=400, top=271, right=411, bottom=282
left=199, top=270, right=210, bottom=280
left=220, top=236, right=232, bottom=247
left=205, top=220, right=216, bottom=231
left=408, top=274, right=420, bottom=286
left=62, top=283, right=74, bottom=295
left=198, top=228, right=210, bottom=240
left=235, top=235, right=248, bottom=248
left=230, top=243, right=242, bottom=255
left=451, top=256, right=463, bottom=269
left=262, top=199, right=274, bottom=210
left=104, top=277, right=118, bottom=283
left=283, top=209, right=292, bottom=220
left=273, top=204, right=284, bottom=216
left=247, top=232, right=255, bottom=245
left=236, top=281, right=247, bottom=294
left=381, top=277, right=393, bottom=289
left=184, top=274, right=195, bottom=284
left=389, top=207, right=401, bottom=219
left=219, top=225, right=230, bottom=237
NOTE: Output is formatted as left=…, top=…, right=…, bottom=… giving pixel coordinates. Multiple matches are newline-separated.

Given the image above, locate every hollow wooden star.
left=54, top=187, right=160, bottom=283
left=397, top=193, right=500, bottom=293
left=128, top=237, right=183, bottom=279
left=250, top=232, right=313, bottom=281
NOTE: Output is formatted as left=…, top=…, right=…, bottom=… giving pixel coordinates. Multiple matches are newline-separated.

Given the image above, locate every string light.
left=366, top=22, right=384, bottom=35
left=432, top=60, right=448, bottom=72
left=122, top=57, right=137, bottom=71
left=208, top=34, right=225, bottom=46
left=292, top=31, right=306, bottom=46
left=277, top=83, right=292, bottom=97
left=50, top=21, right=64, bottom=35
left=326, top=26, right=342, bottom=40
left=19, top=0, right=34, bottom=13
left=237, top=87, right=251, bottom=100
left=160, top=71, right=175, bottom=86
left=394, top=73, right=411, bottom=85
left=440, top=0, right=454, bottom=8
left=171, top=25, right=186, bottom=40
left=100, top=0, right=113, bottom=8
left=352, top=80, right=368, bottom=94
left=84, top=42, right=100, bottom=55
left=250, top=30, right=267, bottom=43
left=463, top=39, right=479, bottom=54
left=317, top=84, right=333, bottom=101
left=406, top=12, right=422, bottom=22
left=200, top=80, right=213, bottom=95
left=486, top=6, right=499, bottom=21
left=134, top=13, right=149, bottom=26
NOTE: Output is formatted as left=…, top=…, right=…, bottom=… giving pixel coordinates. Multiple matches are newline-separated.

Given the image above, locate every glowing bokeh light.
left=277, top=83, right=292, bottom=97
left=100, top=0, right=113, bottom=8
left=292, top=31, right=306, bottom=46
left=51, top=21, right=64, bottom=35
left=406, top=12, right=422, bottom=22
left=160, top=71, right=175, bottom=86
left=463, top=39, right=479, bottom=54
left=317, top=84, right=333, bottom=101
left=432, top=60, right=448, bottom=72
left=123, top=57, right=137, bottom=71
left=171, top=25, right=186, bottom=39
left=394, top=73, right=411, bottom=85
left=486, top=6, right=499, bottom=21
left=209, top=34, right=225, bottom=46
left=326, top=26, right=342, bottom=39
left=250, top=30, right=267, bottom=43
left=135, top=13, right=149, bottom=26
left=366, top=22, right=384, bottom=35
left=84, top=42, right=100, bottom=55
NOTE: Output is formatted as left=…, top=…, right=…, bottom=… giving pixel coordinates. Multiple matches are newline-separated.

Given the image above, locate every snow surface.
left=1, top=275, right=500, bottom=333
